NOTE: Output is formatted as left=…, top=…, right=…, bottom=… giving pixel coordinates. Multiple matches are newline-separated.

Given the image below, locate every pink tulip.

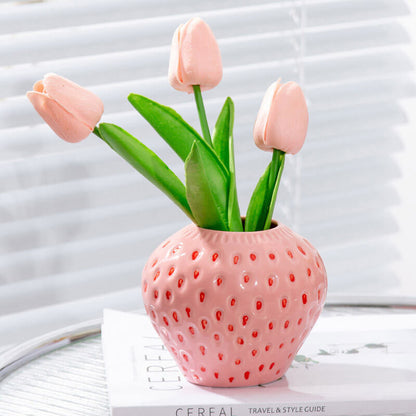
left=27, top=73, right=104, bottom=143
left=253, top=81, right=308, bottom=154
left=168, top=17, right=222, bottom=93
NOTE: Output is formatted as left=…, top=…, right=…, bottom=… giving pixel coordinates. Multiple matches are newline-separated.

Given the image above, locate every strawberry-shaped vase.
left=142, top=221, right=327, bottom=387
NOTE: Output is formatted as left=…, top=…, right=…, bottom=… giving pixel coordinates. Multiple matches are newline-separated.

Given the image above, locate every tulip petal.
left=27, top=91, right=92, bottom=143
left=253, top=81, right=282, bottom=152
left=169, top=17, right=222, bottom=93
left=43, top=73, right=104, bottom=130
left=180, top=18, right=222, bottom=91
left=168, top=25, right=191, bottom=93
left=265, top=81, right=308, bottom=154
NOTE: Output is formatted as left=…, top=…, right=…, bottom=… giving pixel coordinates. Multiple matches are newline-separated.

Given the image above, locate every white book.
left=102, top=309, right=416, bottom=416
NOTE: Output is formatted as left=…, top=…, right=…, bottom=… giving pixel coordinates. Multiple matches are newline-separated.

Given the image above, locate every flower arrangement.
left=27, top=17, right=308, bottom=233
left=27, top=17, right=325, bottom=388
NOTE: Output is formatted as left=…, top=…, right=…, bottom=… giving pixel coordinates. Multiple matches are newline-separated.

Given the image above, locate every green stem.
left=193, top=85, right=212, bottom=146
left=264, top=149, right=285, bottom=230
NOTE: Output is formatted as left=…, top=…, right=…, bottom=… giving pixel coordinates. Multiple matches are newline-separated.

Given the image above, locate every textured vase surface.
left=141, top=222, right=327, bottom=387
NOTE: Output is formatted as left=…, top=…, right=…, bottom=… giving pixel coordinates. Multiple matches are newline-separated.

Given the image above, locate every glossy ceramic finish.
left=141, top=222, right=327, bottom=387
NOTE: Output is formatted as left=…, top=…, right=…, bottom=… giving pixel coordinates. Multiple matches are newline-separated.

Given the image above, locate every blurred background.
left=0, top=0, right=415, bottom=350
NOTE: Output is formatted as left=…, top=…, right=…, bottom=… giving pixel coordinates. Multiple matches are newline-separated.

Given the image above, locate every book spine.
left=114, top=400, right=416, bottom=416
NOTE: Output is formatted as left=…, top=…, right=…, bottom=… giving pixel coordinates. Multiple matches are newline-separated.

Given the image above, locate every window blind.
left=0, top=0, right=415, bottom=346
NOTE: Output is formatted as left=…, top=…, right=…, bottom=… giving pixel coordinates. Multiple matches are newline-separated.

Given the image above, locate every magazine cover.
left=102, top=309, right=416, bottom=416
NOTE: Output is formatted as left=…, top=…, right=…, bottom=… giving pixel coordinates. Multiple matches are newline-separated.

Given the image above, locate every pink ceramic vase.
left=141, top=221, right=327, bottom=387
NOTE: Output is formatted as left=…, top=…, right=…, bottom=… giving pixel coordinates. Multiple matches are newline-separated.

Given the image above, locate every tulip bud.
left=253, top=81, right=308, bottom=154
left=27, top=73, right=104, bottom=143
left=168, top=17, right=222, bottom=93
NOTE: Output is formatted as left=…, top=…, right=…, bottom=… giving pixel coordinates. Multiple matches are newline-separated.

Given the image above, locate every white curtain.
left=1, top=0, right=415, bottom=347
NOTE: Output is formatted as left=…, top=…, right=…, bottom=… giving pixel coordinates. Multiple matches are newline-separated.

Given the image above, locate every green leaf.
left=218, top=98, right=242, bottom=231
left=128, top=94, right=228, bottom=178
left=213, top=97, right=242, bottom=231
left=245, top=162, right=272, bottom=231
left=213, top=97, right=233, bottom=170
left=98, top=123, right=194, bottom=221
left=185, top=141, right=229, bottom=230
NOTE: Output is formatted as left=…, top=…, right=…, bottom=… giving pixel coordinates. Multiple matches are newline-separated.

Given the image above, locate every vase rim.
left=196, top=217, right=279, bottom=235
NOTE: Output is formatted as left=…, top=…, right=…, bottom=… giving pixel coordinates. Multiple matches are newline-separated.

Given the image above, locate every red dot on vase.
left=237, top=337, right=244, bottom=345
left=242, top=315, right=249, bottom=326
left=256, top=301, right=263, bottom=310
left=269, top=362, right=275, bottom=370
left=218, top=353, right=223, bottom=361
left=154, top=271, right=160, bottom=281
left=212, top=253, right=219, bottom=262
left=200, top=346, right=206, bottom=355
left=297, top=246, right=306, bottom=255
left=228, top=324, right=234, bottom=332
left=163, top=317, right=169, bottom=326
left=268, top=278, right=274, bottom=287
left=230, top=298, right=236, bottom=307
left=172, top=312, right=178, bottom=322
left=302, top=294, right=308, bottom=304
left=235, top=359, right=241, bottom=365
left=269, top=253, right=275, bottom=260
left=200, top=292, right=205, bottom=302
left=252, top=331, right=258, bottom=338
left=178, top=278, right=184, bottom=288
left=282, top=298, right=287, bottom=308
left=284, top=320, right=290, bottom=329
left=214, top=372, right=219, bottom=379
left=229, top=377, right=234, bottom=383
left=216, top=311, right=222, bottom=321
left=289, top=274, right=295, bottom=282
left=250, top=253, right=256, bottom=261
left=265, top=345, right=271, bottom=352
left=201, top=319, right=208, bottom=330
left=153, top=290, right=159, bottom=299
left=186, top=307, right=191, bottom=318
left=216, top=278, right=223, bottom=286
left=168, top=267, right=175, bottom=276
left=268, top=322, right=274, bottom=330
left=233, top=256, right=239, bottom=264
left=192, top=251, right=199, bottom=260
left=307, top=268, right=312, bottom=277
left=189, top=326, right=195, bottom=335
left=244, top=371, right=250, bottom=380
left=287, top=250, right=294, bottom=259
left=252, top=349, right=257, bottom=357
left=166, top=290, right=171, bottom=300
left=194, top=270, right=199, bottom=279
left=244, top=275, right=250, bottom=283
